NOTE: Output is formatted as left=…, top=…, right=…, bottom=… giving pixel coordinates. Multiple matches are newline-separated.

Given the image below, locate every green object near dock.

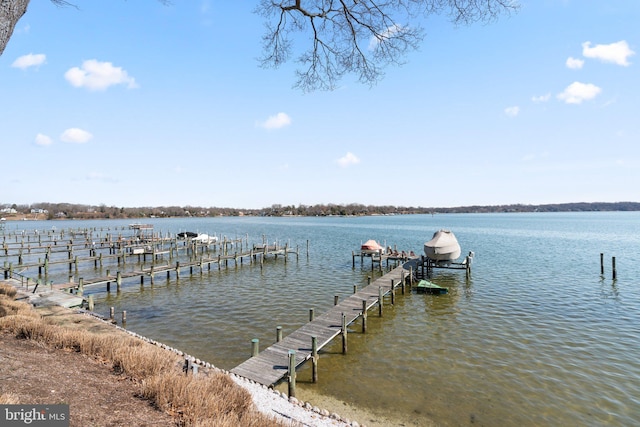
left=415, top=279, right=448, bottom=295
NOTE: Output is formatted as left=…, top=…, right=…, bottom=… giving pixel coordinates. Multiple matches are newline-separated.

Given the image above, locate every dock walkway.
left=231, top=258, right=418, bottom=387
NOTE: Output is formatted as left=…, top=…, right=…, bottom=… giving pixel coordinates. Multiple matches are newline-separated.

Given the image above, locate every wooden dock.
left=231, top=259, right=418, bottom=387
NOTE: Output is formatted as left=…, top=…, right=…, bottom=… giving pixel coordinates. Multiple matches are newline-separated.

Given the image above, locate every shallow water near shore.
left=4, top=213, right=640, bottom=426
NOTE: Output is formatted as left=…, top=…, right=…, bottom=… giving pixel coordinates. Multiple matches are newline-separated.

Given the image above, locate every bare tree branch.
left=257, top=0, right=519, bottom=91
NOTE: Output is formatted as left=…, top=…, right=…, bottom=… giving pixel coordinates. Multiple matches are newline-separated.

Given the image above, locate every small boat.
left=415, top=279, right=448, bottom=295
left=177, top=232, right=218, bottom=244
left=177, top=231, right=198, bottom=239
left=192, top=233, right=218, bottom=244
left=424, top=229, right=461, bottom=261
left=361, top=239, right=384, bottom=254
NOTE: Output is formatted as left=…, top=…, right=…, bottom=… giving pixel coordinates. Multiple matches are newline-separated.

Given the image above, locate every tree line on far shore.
left=1, top=201, right=639, bottom=220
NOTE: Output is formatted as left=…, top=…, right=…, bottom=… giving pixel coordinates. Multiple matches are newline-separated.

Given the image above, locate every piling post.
left=122, top=310, right=127, bottom=327
left=612, top=257, right=617, bottom=280
left=353, top=284, right=357, bottom=294
left=390, top=279, right=395, bottom=305
left=88, top=295, right=94, bottom=311
left=116, top=271, right=122, bottom=291
left=352, top=251, right=355, bottom=268
left=311, top=336, right=318, bottom=383
left=109, top=307, right=115, bottom=321
left=309, top=308, right=315, bottom=322
left=78, top=278, right=84, bottom=296
left=378, top=286, right=383, bottom=317
left=251, top=339, right=259, bottom=357
left=276, top=326, right=283, bottom=343
left=362, top=299, right=368, bottom=333
left=288, top=350, right=296, bottom=398
left=341, top=313, right=347, bottom=354
left=600, top=253, right=604, bottom=275
left=334, top=295, right=339, bottom=306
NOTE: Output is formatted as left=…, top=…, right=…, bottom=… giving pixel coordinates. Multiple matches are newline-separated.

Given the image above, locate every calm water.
left=4, top=213, right=639, bottom=426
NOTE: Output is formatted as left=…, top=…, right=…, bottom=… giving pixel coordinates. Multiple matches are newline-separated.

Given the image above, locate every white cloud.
left=557, top=82, right=601, bottom=104
left=531, top=93, right=551, bottom=103
left=257, top=112, right=292, bottom=130
left=12, top=53, right=46, bottom=69
left=337, top=152, right=360, bottom=167
left=64, top=59, right=138, bottom=91
left=34, top=133, right=53, bottom=146
left=504, top=106, right=520, bottom=117
left=582, top=40, right=635, bottom=66
left=565, top=56, right=584, bottom=69
left=60, top=128, right=93, bottom=143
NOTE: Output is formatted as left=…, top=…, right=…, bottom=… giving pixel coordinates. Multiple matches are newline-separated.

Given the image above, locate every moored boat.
left=361, top=239, right=384, bottom=254
left=177, top=232, right=218, bottom=243
left=424, top=229, right=461, bottom=261
left=415, top=279, right=448, bottom=294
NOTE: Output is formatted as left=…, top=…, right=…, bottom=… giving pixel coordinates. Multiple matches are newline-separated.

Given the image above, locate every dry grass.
left=0, top=285, right=286, bottom=427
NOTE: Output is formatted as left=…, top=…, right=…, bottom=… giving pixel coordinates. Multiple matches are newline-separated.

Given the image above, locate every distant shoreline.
left=1, top=201, right=640, bottom=222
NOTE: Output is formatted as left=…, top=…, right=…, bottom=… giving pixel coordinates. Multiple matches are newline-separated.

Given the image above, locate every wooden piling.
left=612, top=257, right=617, bottom=280
left=341, top=313, right=347, bottom=354
left=251, top=339, right=259, bottom=357
left=362, top=299, right=368, bottom=333
left=311, top=336, right=318, bottom=383
left=390, top=279, right=395, bottom=304
left=600, top=253, right=604, bottom=275
left=378, top=286, right=383, bottom=316
left=288, top=350, right=296, bottom=398
left=276, top=326, right=283, bottom=343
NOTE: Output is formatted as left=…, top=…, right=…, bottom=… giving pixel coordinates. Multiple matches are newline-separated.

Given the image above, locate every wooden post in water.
left=88, top=295, right=94, bottom=311
left=334, top=295, right=339, bottom=306
left=378, top=286, right=383, bottom=316
left=362, top=299, right=368, bottom=333
left=341, top=313, right=347, bottom=354
left=109, top=307, right=114, bottom=321
left=311, top=336, right=318, bottom=383
left=251, top=339, right=259, bottom=357
left=122, top=310, right=127, bottom=327
left=309, top=308, right=315, bottom=321
left=612, top=257, right=617, bottom=280
left=390, top=279, right=395, bottom=305
left=600, top=253, right=604, bottom=275
left=288, top=350, right=296, bottom=398
left=116, top=271, right=122, bottom=291
left=276, top=326, right=282, bottom=343
left=78, top=278, right=84, bottom=296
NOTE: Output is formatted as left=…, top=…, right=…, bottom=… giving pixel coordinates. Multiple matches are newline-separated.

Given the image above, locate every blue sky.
left=1, top=1, right=638, bottom=209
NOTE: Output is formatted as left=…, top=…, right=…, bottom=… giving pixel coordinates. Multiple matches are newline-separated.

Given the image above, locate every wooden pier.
left=231, top=259, right=418, bottom=388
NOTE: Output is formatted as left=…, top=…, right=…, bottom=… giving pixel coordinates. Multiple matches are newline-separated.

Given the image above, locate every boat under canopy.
left=424, top=230, right=461, bottom=261
left=361, top=239, right=384, bottom=254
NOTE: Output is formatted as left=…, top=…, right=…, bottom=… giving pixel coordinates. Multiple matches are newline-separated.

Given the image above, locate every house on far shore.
left=0, top=207, right=17, bottom=214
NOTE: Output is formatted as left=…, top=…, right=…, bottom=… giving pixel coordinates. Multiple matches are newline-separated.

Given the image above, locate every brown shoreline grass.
left=0, top=283, right=286, bottom=426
